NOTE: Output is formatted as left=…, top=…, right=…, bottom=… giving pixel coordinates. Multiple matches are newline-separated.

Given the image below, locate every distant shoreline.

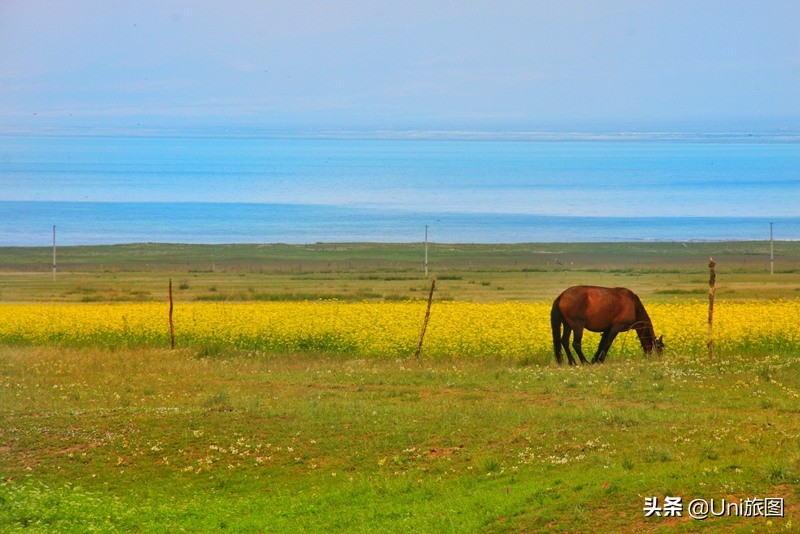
left=2, top=129, right=800, bottom=143
left=3, top=201, right=798, bottom=247
left=3, top=238, right=800, bottom=250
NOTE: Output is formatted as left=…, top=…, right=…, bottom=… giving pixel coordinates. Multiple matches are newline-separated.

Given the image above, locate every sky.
left=1, top=0, right=799, bottom=135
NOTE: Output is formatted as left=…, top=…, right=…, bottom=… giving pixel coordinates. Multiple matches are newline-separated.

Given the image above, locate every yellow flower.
left=0, top=299, right=797, bottom=360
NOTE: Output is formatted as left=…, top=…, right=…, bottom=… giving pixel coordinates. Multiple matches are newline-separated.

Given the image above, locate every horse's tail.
left=550, top=297, right=564, bottom=364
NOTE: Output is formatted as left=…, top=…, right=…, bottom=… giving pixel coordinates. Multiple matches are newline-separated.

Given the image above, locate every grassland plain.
left=1, top=348, right=798, bottom=532
left=1, top=242, right=799, bottom=532
left=1, top=241, right=800, bottom=303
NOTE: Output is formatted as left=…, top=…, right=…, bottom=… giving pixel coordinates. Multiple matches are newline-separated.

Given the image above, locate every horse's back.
left=557, top=285, right=631, bottom=305
left=558, top=285, right=639, bottom=301
left=556, top=285, right=639, bottom=331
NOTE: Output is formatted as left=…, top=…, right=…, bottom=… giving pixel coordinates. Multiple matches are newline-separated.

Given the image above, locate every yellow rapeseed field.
left=0, top=300, right=798, bottom=360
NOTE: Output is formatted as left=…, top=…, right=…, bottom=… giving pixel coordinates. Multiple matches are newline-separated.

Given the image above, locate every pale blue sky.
left=1, top=0, right=798, bottom=134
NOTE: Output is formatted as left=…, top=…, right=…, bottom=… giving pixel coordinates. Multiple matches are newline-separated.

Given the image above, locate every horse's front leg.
left=594, top=328, right=621, bottom=363
left=571, top=326, right=590, bottom=365
left=592, top=330, right=611, bottom=364
left=598, top=331, right=620, bottom=363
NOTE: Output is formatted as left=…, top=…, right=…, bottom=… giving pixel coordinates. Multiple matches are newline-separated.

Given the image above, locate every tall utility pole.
left=770, top=222, right=774, bottom=275
left=424, top=225, right=429, bottom=277
left=708, top=257, right=716, bottom=360
left=52, top=225, right=57, bottom=281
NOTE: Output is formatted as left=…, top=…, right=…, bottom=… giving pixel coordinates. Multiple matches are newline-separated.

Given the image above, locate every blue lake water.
left=1, top=135, right=798, bottom=245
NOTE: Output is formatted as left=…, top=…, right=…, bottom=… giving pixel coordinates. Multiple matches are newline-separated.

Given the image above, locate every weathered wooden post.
left=708, top=257, right=716, bottom=360
left=169, top=278, right=175, bottom=349
left=414, top=278, right=436, bottom=359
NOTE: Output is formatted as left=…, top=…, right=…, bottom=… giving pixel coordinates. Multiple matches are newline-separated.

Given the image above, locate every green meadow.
left=1, top=242, right=799, bottom=532
left=2, top=348, right=798, bottom=532
left=1, top=241, right=799, bottom=303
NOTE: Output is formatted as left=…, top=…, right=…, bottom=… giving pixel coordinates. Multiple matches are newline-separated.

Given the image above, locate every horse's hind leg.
left=554, top=324, right=564, bottom=365
left=571, top=325, right=590, bottom=365
left=560, top=326, right=577, bottom=366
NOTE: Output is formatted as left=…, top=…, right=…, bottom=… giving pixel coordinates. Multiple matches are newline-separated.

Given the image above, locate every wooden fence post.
left=169, top=278, right=175, bottom=349
left=414, top=279, right=436, bottom=359
left=708, top=257, right=715, bottom=360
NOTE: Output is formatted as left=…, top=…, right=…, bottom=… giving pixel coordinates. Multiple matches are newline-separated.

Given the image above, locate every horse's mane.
left=631, top=294, right=650, bottom=322
left=631, top=294, right=656, bottom=349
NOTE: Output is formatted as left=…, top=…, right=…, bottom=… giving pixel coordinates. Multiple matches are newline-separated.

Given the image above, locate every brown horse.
left=550, top=286, right=663, bottom=365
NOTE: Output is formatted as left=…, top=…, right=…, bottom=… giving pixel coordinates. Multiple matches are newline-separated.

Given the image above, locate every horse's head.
left=653, top=335, right=664, bottom=355
left=643, top=333, right=664, bottom=355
